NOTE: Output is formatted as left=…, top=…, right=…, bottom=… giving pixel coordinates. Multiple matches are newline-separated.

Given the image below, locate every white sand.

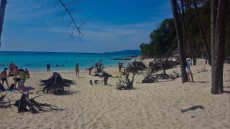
left=0, top=59, right=229, bottom=129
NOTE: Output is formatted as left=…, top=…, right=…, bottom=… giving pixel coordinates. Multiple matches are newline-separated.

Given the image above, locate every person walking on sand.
left=185, top=59, right=194, bottom=82
left=0, top=68, right=9, bottom=89
left=75, top=63, right=80, bottom=77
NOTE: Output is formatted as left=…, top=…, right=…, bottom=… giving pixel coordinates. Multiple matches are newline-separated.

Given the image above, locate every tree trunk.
left=170, top=0, right=188, bottom=83
left=193, top=1, right=212, bottom=65
left=129, top=73, right=135, bottom=89
left=16, top=93, right=39, bottom=113
left=0, top=0, right=7, bottom=46
left=176, top=2, right=196, bottom=66
left=211, top=0, right=227, bottom=94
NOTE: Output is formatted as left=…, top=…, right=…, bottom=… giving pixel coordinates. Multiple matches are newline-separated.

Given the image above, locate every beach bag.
left=0, top=83, right=6, bottom=91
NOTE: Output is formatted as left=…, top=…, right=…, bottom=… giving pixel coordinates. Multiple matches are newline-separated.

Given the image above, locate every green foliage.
left=140, top=1, right=230, bottom=57
left=140, top=19, right=177, bottom=58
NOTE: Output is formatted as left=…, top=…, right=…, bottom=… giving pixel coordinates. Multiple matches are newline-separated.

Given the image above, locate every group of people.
left=0, top=62, right=30, bottom=92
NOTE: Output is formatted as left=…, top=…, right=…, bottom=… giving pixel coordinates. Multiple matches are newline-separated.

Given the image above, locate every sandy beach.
left=0, top=59, right=229, bottom=129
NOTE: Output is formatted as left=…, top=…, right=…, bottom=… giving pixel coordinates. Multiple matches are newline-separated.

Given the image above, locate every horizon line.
left=0, top=49, right=141, bottom=54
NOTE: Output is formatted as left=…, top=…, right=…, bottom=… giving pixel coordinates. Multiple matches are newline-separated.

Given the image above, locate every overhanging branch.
left=57, top=0, right=82, bottom=36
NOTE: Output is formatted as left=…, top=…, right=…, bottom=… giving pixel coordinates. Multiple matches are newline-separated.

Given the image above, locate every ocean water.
left=0, top=51, right=140, bottom=72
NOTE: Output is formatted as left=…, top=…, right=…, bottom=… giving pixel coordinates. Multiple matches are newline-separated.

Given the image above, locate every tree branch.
left=57, top=0, right=82, bottom=36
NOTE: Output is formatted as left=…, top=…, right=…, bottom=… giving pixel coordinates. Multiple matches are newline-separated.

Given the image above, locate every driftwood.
left=142, top=59, right=179, bottom=83
left=93, top=71, right=112, bottom=85
left=126, top=61, right=147, bottom=73
left=180, top=105, right=204, bottom=113
left=40, top=72, right=75, bottom=95
left=117, top=61, right=144, bottom=90
left=0, top=91, right=11, bottom=108
left=14, top=92, right=61, bottom=113
left=95, top=60, right=104, bottom=73
left=116, top=76, right=134, bottom=90
left=142, top=75, right=158, bottom=83
left=90, top=80, right=104, bottom=85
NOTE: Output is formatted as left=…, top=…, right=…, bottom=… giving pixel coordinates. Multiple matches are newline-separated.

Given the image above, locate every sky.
left=1, top=0, right=172, bottom=53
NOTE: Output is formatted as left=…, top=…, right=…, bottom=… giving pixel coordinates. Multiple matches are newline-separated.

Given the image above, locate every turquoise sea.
left=0, top=51, right=140, bottom=72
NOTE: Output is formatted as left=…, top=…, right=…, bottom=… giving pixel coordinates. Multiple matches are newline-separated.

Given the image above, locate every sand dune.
left=0, top=59, right=229, bottom=129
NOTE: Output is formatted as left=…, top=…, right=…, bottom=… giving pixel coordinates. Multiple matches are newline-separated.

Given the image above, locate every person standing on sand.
left=185, top=59, right=194, bottom=82
left=13, top=66, right=20, bottom=92
left=88, top=67, right=93, bottom=75
left=75, top=63, right=80, bottom=77
left=47, top=63, right=51, bottom=71
left=118, top=62, right=123, bottom=72
left=19, top=69, right=27, bottom=91
left=0, top=68, right=9, bottom=89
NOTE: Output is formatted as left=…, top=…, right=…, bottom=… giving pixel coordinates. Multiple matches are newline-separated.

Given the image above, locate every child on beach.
left=0, top=68, right=9, bottom=89
left=185, top=59, right=194, bottom=82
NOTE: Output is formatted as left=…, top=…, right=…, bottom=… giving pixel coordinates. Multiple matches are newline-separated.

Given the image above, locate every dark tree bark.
left=16, top=93, right=38, bottom=113
left=170, top=0, right=188, bottom=83
left=0, top=0, right=7, bottom=46
left=211, top=0, right=227, bottom=94
left=14, top=92, right=61, bottom=113
left=176, top=1, right=196, bottom=66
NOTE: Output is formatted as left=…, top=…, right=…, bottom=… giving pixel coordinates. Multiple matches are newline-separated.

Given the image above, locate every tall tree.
left=211, top=0, right=228, bottom=94
left=176, top=1, right=196, bottom=65
left=0, top=0, right=7, bottom=47
left=193, top=0, right=211, bottom=65
left=170, top=0, right=188, bottom=83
